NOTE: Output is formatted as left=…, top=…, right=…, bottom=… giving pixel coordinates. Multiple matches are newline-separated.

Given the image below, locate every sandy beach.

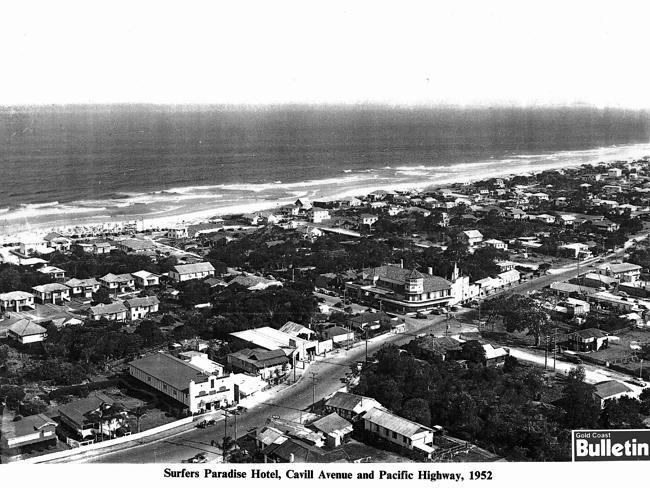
left=3, top=144, right=649, bottom=246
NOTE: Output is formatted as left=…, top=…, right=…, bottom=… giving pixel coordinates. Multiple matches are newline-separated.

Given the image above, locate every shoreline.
left=1, top=146, right=649, bottom=243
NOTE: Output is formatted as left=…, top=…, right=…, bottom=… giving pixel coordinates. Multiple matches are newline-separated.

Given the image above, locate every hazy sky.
left=2, top=0, right=649, bottom=108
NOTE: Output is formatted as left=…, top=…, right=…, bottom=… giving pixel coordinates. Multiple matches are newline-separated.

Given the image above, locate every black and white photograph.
left=2, top=1, right=650, bottom=485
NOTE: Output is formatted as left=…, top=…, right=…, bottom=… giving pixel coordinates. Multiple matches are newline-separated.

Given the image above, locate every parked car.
left=182, top=453, right=208, bottom=463
left=628, top=377, right=646, bottom=387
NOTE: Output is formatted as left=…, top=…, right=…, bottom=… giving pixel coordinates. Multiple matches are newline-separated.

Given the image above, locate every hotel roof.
left=129, top=352, right=210, bottom=391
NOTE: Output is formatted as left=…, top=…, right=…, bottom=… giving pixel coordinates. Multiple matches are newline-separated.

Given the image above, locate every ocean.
left=1, top=105, right=650, bottom=233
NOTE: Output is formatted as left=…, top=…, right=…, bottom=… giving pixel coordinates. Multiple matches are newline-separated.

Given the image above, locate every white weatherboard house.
left=124, top=296, right=160, bottom=320
left=132, top=270, right=161, bottom=288
left=129, top=352, right=235, bottom=414
left=0, top=291, right=35, bottom=312
left=31, top=283, right=70, bottom=304
left=168, top=262, right=216, bottom=282
left=362, top=407, right=438, bottom=459
left=8, top=319, right=48, bottom=344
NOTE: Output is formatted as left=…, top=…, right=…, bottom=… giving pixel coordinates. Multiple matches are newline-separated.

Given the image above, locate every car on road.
left=415, top=312, right=428, bottom=319
left=182, top=453, right=208, bottom=463
left=628, top=377, right=646, bottom=387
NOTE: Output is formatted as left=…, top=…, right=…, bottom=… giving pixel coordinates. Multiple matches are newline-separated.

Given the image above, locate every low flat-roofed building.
left=0, top=291, right=35, bottom=312
left=0, top=414, right=57, bottom=451
left=129, top=352, right=235, bottom=414
left=230, top=326, right=322, bottom=360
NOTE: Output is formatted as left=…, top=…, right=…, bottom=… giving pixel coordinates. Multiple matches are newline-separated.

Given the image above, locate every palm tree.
left=130, top=405, right=147, bottom=433
left=220, top=435, right=236, bottom=462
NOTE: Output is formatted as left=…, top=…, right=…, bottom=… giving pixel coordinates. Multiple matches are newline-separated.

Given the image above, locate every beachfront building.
left=0, top=291, right=35, bottom=312
left=64, top=278, right=101, bottom=299
left=128, top=352, right=236, bottom=414
left=99, top=273, right=135, bottom=295
left=132, top=270, right=161, bottom=288
left=124, top=296, right=160, bottom=320
left=168, top=262, right=215, bottom=282
left=19, top=234, right=49, bottom=256
left=167, top=226, right=189, bottom=239
left=8, top=319, right=48, bottom=345
left=345, top=264, right=453, bottom=313
left=87, top=302, right=128, bottom=322
left=31, top=283, right=70, bottom=304
left=308, top=207, right=330, bottom=224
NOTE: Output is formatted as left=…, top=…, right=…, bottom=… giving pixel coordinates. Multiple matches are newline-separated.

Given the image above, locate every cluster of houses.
left=256, top=391, right=446, bottom=462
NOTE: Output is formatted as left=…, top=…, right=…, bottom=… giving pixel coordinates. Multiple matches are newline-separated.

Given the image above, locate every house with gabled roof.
left=227, top=348, right=290, bottom=379
left=124, top=296, right=160, bottom=320
left=362, top=407, right=438, bottom=459
left=58, top=393, right=129, bottom=442
left=310, top=412, right=353, bottom=447
left=1, top=413, right=58, bottom=452
left=324, top=391, right=383, bottom=421
left=168, top=262, right=215, bottom=282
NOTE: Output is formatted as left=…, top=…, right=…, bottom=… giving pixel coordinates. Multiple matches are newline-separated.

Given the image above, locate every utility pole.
left=310, top=372, right=318, bottom=412
left=544, top=334, right=548, bottom=370
left=223, top=410, right=228, bottom=446
left=553, top=328, right=557, bottom=372
left=365, top=327, right=369, bottom=363
left=293, top=354, right=296, bottom=382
